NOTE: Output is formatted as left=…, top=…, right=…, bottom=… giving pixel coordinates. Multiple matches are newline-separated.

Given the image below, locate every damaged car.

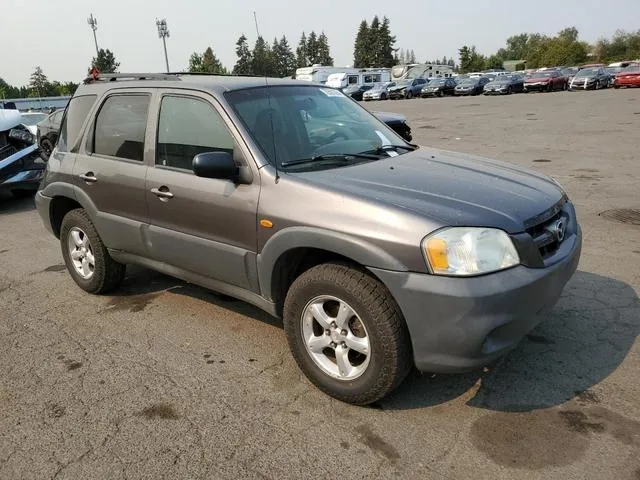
left=0, top=108, right=47, bottom=198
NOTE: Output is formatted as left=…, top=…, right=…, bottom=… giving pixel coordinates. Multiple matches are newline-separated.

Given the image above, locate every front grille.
left=0, top=144, right=18, bottom=161
left=525, top=201, right=567, bottom=259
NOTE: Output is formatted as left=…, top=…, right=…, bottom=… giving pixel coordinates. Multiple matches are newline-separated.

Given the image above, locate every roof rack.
left=83, top=72, right=181, bottom=84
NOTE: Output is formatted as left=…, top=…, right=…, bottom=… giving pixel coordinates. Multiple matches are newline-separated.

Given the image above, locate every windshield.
left=20, top=113, right=47, bottom=125
left=577, top=68, right=598, bottom=76
left=458, top=79, right=477, bottom=86
left=225, top=86, right=409, bottom=170
left=428, top=79, right=446, bottom=86
left=370, top=83, right=386, bottom=91
left=396, top=80, right=411, bottom=87
left=622, top=64, right=640, bottom=72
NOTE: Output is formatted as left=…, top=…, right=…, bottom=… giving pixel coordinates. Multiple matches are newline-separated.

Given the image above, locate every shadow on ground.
left=104, top=266, right=639, bottom=416
left=380, top=270, right=640, bottom=413
left=0, top=192, right=36, bottom=215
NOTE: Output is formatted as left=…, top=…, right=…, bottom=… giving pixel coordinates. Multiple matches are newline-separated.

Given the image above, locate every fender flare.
left=257, top=226, right=408, bottom=301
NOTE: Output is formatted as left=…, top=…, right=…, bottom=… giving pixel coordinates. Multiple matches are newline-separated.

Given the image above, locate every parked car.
left=36, top=72, right=581, bottom=405
left=524, top=70, right=567, bottom=92
left=421, top=77, right=457, bottom=97
left=613, top=63, right=640, bottom=88
left=362, top=82, right=394, bottom=101
left=37, top=109, right=65, bottom=159
left=0, top=109, right=46, bottom=198
left=18, top=112, right=48, bottom=136
left=388, top=78, right=427, bottom=99
left=561, top=67, right=580, bottom=85
left=454, top=76, right=491, bottom=96
left=569, top=67, right=610, bottom=90
left=371, top=111, right=412, bottom=142
left=483, top=75, right=524, bottom=95
left=342, top=84, right=373, bottom=101
left=604, top=67, right=623, bottom=87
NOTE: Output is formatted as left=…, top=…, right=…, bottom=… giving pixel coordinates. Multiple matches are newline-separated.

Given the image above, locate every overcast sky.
left=2, top=0, right=640, bottom=86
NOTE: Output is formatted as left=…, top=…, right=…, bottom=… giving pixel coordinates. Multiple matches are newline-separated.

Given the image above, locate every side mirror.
left=193, top=151, right=238, bottom=181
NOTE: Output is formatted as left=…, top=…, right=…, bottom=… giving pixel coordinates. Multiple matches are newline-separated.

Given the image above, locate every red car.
left=523, top=69, right=568, bottom=92
left=614, top=64, right=640, bottom=88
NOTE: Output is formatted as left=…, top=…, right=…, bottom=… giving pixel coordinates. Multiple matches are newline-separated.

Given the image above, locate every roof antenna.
left=253, top=11, right=279, bottom=183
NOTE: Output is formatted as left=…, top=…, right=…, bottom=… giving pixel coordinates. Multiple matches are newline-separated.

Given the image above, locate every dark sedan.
left=483, top=75, right=524, bottom=95
left=421, top=77, right=456, bottom=97
left=569, top=67, right=610, bottom=90
left=36, top=109, right=64, bottom=159
left=342, top=84, right=373, bottom=101
left=372, top=111, right=412, bottom=142
left=454, top=77, right=491, bottom=96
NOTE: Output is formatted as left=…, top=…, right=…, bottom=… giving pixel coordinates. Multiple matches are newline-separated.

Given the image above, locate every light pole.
left=156, top=18, right=170, bottom=73
left=87, top=13, right=99, bottom=56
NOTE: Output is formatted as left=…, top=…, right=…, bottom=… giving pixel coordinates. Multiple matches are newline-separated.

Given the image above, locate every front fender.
left=257, top=226, right=408, bottom=301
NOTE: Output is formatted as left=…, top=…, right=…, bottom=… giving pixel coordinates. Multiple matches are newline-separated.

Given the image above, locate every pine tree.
left=369, top=16, right=381, bottom=66
left=307, top=31, right=319, bottom=64
left=399, top=49, right=405, bottom=65
left=409, top=49, right=416, bottom=63
left=252, top=36, right=274, bottom=76
left=279, top=36, right=297, bottom=77
left=316, top=32, right=334, bottom=66
left=233, top=34, right=253, bottom=75
left=89, top=49, right=120, bottom=74
left=203, top=47, right=226, bottom=74
left=296, top=32, right=308, bottom=68
left=353, top=20, right=369, bottom=68
left=29, top=66, right=48, bottom=95
left=377, top=16, right=396, bottom=67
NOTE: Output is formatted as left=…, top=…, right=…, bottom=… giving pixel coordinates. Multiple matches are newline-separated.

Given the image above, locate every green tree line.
left=458, top=27, right=640, bottom=73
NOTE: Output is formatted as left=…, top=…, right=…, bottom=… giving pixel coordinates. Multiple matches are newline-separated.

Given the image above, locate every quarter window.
left=93, top=94, right=149, bottom=161
left=156, top=95, right=234, bottom=171
left=57, top=95, right=96, bottom=153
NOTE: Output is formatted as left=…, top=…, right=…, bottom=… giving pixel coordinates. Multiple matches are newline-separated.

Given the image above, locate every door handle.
left=151, top=187, right=174, bottom=200
left=79, top=172, right=97, bottom=183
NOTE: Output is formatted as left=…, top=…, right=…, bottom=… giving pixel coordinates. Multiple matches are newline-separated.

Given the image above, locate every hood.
left=0, top=109, right=22, bottom=131
left=389, top=85, right=407, bottom=91
left=456, top=83, right=476, bottom=89
left=291, top=148, right=563, bottom=233
left=371, top=111, right=406, bottom=124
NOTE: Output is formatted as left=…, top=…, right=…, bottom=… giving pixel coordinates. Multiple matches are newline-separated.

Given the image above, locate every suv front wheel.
left=60, top=208, right=125, bottom=294
left=283, top=263, right=412, bottom=405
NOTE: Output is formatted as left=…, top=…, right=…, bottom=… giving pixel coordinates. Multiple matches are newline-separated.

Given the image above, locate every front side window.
left=156, top=95, right=234, bottom=171
left=57, top=95, right=96, bottom=152
left=93, top=94, right=149, bottom=161
left=348, top=76, right=359, bottom=85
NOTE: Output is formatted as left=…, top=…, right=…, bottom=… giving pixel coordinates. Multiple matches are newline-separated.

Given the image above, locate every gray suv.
left=36, top=73, right=582, bottom=405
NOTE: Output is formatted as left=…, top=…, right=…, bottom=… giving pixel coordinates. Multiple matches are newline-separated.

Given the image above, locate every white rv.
left=295, top=65, right=352, bottom=84
left=326, top=69, right=392, bottom=89
left=391, top=63, right=454, bottom=81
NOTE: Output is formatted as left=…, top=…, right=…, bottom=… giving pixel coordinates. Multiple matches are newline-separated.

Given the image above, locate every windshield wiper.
left=361, top=144, right=417, bottom=155
left=281, top=152, right=381, bottom=168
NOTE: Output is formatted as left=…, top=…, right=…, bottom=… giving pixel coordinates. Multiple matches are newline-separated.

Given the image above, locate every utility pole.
left=156, top=18, right=170, bottom=73
left=87, top=14, right=99, bottom=56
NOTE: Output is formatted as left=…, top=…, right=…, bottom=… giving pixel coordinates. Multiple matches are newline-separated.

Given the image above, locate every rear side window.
left=156, top=95, right=234, bottom=171
left=57, top=95, right=96, bottom=152
left=94, top=94, right=150, bottom=161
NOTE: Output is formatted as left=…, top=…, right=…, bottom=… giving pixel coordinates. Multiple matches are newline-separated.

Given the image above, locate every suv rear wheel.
left=283, top=263, right=412, bottom=404
left=60, top=209, right=125, bottom=294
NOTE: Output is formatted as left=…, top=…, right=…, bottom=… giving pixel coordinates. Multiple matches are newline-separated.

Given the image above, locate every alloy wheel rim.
left=301, top=295, right=371, bottom=381
left=67, top=227, right=95, bottom=280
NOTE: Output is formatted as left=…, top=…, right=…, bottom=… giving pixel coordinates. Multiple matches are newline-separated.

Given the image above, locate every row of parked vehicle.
left=343, top=62, right=640, bottom=101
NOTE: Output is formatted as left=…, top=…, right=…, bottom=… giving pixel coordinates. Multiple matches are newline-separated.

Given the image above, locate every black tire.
left=11, top=189, right=35, bottom=199
left=381, top=93, right=387, bottom=100
left=283, top=263, right=412, bottom=405
left=614, top=85, right=620, bottom=89
left=506, top=86, right=512, bottom=95
left=438, top=90, right=443, bottom=97
left=40, top=138, right=54, bottom=159
left=60, top=208, right=125, bottom=294
left=406, top=91, right=413, bottom=99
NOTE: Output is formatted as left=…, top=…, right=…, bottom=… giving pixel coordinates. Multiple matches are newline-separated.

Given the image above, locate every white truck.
left=325, top=69, right=392, bottom=90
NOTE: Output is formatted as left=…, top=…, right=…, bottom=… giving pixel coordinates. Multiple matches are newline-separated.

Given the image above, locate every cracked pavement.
left=1, top=89, right=639, bottom=479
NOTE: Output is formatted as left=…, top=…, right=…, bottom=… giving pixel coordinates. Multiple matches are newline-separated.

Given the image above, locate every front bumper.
left=569, top=80, right=596, bottom=90
left=35, top=191, right=55, bottom=235
left=484, top=88, right=508, bottom=95
left=370, top=225, right=582, bottom=373
left=524, top=83, right=550, bottom=92
left=0, top=145, right=46, bottom=192
left=389, top=90, right=407, bottom=99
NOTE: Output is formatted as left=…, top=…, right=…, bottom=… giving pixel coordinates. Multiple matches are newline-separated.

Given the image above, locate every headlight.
left=422, top=227, right=520, bottom=276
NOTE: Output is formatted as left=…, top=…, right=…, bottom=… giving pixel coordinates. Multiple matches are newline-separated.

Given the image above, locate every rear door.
left=73, top=90, right=153, bottom=256
left=144, top=90, right=260, bottom=290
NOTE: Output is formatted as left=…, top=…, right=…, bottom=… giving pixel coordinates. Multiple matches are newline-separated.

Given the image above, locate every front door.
left=73, top=91, right=152, bottom=256
left=144, top=92, right=260, bottom=291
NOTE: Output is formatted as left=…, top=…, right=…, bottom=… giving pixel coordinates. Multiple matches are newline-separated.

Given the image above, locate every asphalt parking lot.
left=1, top=88, right=639, bottom=480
